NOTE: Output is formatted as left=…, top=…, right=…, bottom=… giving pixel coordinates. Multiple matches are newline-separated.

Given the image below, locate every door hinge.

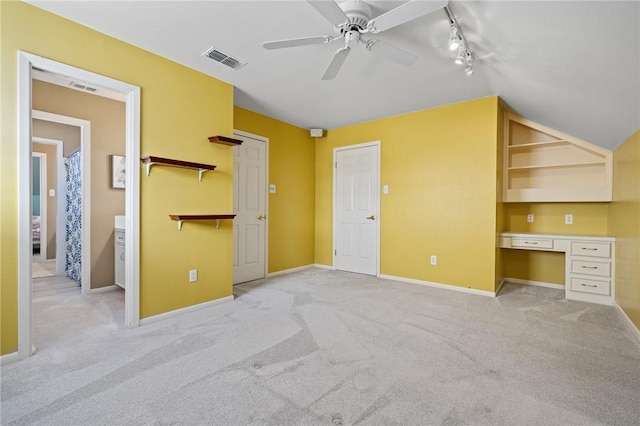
left=335, top=161, right=337, bottom=169
left=334, top=249, right=337, bottom=256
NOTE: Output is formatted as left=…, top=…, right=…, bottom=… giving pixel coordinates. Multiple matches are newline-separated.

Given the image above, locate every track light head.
left=464, top=65, right=474, bottom=77
left=454, top=48, right=465, bottom=65
left=448, top=25, right=461, bottom=51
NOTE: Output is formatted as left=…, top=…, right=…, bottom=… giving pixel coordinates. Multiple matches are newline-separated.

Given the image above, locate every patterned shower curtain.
left=65, top=149, right=82, bottom=286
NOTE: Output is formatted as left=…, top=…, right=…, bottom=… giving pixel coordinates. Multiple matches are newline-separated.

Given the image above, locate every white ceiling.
left=27, top=1, right=639, bottom=151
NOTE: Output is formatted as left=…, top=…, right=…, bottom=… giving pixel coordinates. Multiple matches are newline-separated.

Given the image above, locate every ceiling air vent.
left=70, top=81, right=98, bottom=93
left=202, top=47, right=246, bottom=70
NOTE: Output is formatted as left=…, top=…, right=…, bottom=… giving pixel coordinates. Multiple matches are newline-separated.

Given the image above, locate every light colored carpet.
left=1, top=269, right=639, bottom=425
left=31, top=260, right=56, bottom=279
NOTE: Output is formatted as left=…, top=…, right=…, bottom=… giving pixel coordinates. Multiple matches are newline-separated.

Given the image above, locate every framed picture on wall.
left=111, top=155, right=126, bottom=189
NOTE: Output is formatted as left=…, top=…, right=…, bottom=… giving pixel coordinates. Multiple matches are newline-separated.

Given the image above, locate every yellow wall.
left=315, top=97, right=500, bottom=292
left=504, top=203, right=609, bottom=236
left=609, top=130, right=640, bottom=330
left=495, top=101, right=506, bottom=288
left=233, top=107, right=315, bottom=273
left=1, top=1, right=234, bottom=354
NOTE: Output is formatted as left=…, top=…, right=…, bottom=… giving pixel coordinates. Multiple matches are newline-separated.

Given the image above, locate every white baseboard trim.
left=0, top=350, right=22, bottom=365
left=379, top=274, right=496, bottom=298
left=313, top=264, right=334, bottom=270
left=140, top=295, right=234, bottom=326
left=615, top=303, right=640, bottom=347
left=504, top=277, right=565, bottom=290
left=89, top=285, right=120, bottom=294
left=267, top=264, right=316, bottom=277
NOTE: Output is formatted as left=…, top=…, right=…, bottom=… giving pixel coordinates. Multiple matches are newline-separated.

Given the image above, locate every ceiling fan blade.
left=367, top=0, right=449, bottom=33
left=263, top=35, right=332, bottom=50
left=322, top=47, right=351, bottom=80
left=366, top=39, right=417, bottom=66
left=307, top=0, right=349, bottom=27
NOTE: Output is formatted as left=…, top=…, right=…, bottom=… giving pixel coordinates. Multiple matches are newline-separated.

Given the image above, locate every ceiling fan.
left=263, top=0, right=449, bottom=80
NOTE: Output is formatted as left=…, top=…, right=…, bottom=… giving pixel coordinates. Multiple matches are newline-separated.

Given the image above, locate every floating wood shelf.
left=208, top=135, right=243, bottom=146
left=141, top=156, right=216, bottom=181
left=169, top=214, right=236, bottom=231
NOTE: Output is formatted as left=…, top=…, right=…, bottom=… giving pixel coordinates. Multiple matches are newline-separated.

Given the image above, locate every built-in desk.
left=499, top=233, right=615, bottom=305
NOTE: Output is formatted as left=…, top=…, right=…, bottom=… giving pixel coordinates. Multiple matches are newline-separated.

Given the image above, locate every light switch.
left=269, top=184, right=276, bottom=194
left=49, top=189, right=55, bottom=197
left=383, top=185, right=388, bottom=194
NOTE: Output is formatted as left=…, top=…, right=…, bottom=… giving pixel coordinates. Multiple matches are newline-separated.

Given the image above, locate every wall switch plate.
left=430, top=255, right=437, bottom=266
left=383, top=185, right=388, bottom=194
left=269, top=184, right=276, bottom=194
left=189, top=269, right=198, bottom=283
left=527, top=214, right=534, bottom=223
left=49, top=189, right=55, bottom=197
left=565, top=214, right=573, bottom=225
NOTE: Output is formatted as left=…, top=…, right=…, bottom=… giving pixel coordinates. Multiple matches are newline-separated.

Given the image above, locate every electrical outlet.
left=189, top=269, right=198, bottom=283
left=527, top=213, right=534, bottom=223
left=430, top=255, right=437, bottom=266
left=269, top=184, right=276, bottom=194
left=383, top=185, right=389, bottom=194
left=565, top=214, right=573, bottom=225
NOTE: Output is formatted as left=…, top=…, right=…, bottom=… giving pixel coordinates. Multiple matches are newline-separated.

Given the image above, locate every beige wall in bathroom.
left=33, top=119, right=81, bottom=155
left=33, top=80, right=126, bottom=289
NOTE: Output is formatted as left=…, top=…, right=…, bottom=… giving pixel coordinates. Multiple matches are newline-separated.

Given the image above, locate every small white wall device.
left=310, top=128, right=324, bottom=137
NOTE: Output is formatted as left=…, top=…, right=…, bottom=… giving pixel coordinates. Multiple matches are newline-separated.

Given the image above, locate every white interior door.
left=334, top=143, right=380, bottom=276
left=233, top=133, right=267, bottom=284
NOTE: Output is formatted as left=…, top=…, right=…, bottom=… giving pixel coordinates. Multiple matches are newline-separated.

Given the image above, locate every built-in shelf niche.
left=141, top=156, right=216, bottom=181
left=503, top=114, right=612, bottom=202
left=169, top=214, right=236, bottom=231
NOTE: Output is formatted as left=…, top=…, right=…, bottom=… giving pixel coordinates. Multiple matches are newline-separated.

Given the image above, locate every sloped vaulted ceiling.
left=26, top=0, right=640, bottom=150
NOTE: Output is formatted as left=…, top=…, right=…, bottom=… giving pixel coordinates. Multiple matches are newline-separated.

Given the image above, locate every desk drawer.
left=571, top=242, right=611, bottom=258
left=511, top=238, right=553, bottom=250
left=570, top=277, right=610, bottom=296
left=571, top=260, right=611, bottom=277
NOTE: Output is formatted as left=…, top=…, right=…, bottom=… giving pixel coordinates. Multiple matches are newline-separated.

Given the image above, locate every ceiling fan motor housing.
left=341, top=1, right=372, bottom=30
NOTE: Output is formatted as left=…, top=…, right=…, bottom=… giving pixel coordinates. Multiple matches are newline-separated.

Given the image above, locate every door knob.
left=366, top=215, right=376, bottom=220
left=258, top=214, right=266, bottom=220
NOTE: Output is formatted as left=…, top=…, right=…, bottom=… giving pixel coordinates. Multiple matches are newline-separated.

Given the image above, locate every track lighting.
left=448, top=25, right=461, bottom=51
left=464, top=65, right=474, bottom=77
left=445, top=5, right=474, bottom=77
left=454, top=47, right=465, bottom=65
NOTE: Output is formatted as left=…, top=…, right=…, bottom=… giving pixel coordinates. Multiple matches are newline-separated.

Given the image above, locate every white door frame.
left=332, top=141, right=381, bottom=276
left=233, top=129, right=269, bottom=280
left=33, top=114, right=89, bottom=288
left=32, top=136, right=65, bottom=275
left=32, top=152, right=47, bottom=263
left=17, top=51, right=141, bottom=360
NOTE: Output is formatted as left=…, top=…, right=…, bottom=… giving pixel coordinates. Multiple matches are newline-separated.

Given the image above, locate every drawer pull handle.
left=524, top=241, right=538, bottom=245
left=581, top=266, right=598, bottom=269
left=580, top=283, right=598, bottom=288
left=581, top=247, right=598, bottom=251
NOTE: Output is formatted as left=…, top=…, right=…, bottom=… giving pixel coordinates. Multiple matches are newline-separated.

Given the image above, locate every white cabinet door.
left=233, top=135, right=267, bottom=284
left=334, top=144, right=379, bottom=276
